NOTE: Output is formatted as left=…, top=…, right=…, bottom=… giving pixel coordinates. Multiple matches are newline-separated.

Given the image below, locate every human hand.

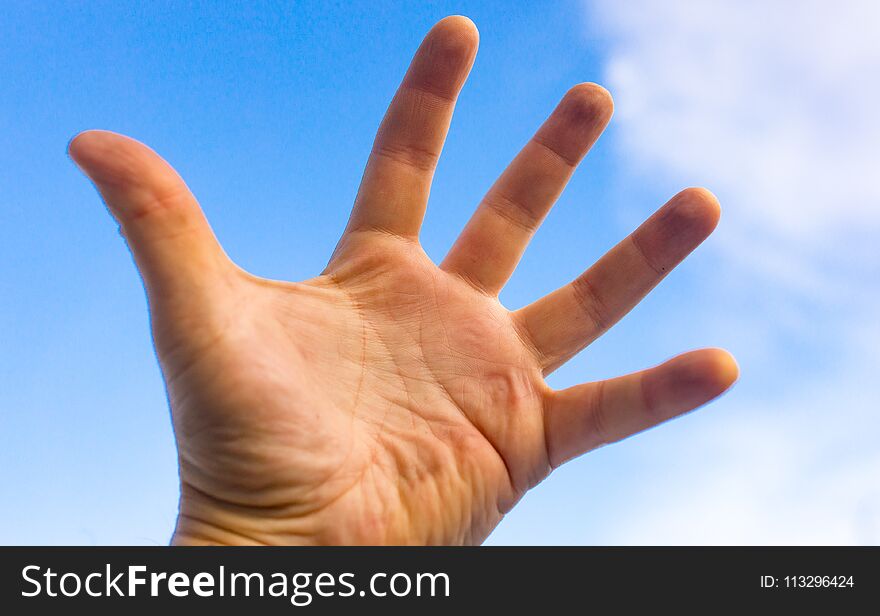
left=69, top=16, right=737, bottom=545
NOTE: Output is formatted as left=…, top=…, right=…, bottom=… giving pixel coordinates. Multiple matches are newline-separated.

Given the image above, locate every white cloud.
left=601, top=314, right=880, bottom=545
left=585, top=0, right=880, bottom=544
left=608, top=365, right=880, bottom=545
left=590, top=0, right=880, bottom=287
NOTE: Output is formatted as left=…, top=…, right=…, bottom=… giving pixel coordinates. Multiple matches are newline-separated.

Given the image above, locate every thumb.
left=69, top=130, right=231, bottom=302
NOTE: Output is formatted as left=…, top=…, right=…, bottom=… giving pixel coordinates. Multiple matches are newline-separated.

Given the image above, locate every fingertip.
left=68, top=129, right=105, bottom=169
left=433, top=15, right=480, bottom=48
left=674, top=187, right=722, bottom=235
left=67, top=130, right=140, bottom=183
left=673, top=347, right=738, bottom=402
left=67, top=131, right=182, bottom=200
left=701, top=347, right=740, bottom=392
left=68, top=129, right=126, bottom=156
left=636, top=187, right=721, bottom=266
left=404, top=16, right=480, bottom=101
left=67, top=131, right=87, bottom=159
left=690, top=348, right=739, bottom=414
left=565, top=82, right=614, bottom=123
left=532, top=82, right=614, bottom=167
left=422, top=15, right=480, bottom=70
left=644, top=348, right=738, bottom=419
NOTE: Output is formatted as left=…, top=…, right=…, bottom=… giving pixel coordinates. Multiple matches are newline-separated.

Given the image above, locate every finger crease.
left=531, top=136, right=579, bottom=169
left=371, top=142, right=440, bottom=173
left=586, top=380, right=610, bottom=448
left=483, top=189, right=541, bottom=234
left=638, top=371, right=659, bottom=420
left=630, top=233, right=665, bottom=276
left=400, top=81, right=458, bottom=106
left=570, top=275, right=610, bottom=334
left=125, top=185, right=192, bottom=223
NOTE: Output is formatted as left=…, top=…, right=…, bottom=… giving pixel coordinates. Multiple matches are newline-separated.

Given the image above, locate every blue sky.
left=1, top=0, right=878, bottom=544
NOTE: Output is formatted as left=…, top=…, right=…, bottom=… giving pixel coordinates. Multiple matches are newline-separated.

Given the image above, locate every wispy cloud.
left=607, top=336, right=880, bottom=544
left=590, top=0, right=880, bottom=289
left=584, top=0, right=880, bottom=544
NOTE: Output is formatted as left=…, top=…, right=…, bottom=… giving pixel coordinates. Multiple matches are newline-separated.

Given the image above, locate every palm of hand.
left=171, top=235, right=546, bottom=545
left=70, top=17, right=737, bottom=545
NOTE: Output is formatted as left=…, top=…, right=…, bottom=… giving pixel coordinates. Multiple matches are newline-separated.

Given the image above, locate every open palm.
left=70, top=17, right=737, bottom=545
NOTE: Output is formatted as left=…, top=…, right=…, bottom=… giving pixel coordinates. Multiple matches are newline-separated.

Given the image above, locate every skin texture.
left=69, top=16, right=738, bottom=545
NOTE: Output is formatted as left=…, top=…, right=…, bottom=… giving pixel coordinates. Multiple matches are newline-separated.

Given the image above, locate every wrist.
left=173, top=483, right=311, bottom=546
